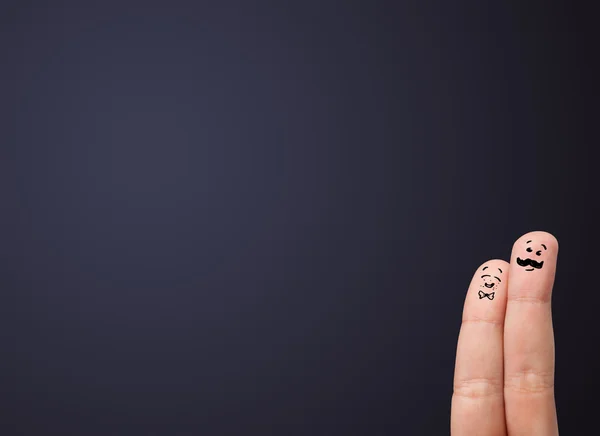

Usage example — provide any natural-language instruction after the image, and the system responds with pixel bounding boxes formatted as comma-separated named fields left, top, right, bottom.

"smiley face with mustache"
left=516, top=239, right=547, bottom=271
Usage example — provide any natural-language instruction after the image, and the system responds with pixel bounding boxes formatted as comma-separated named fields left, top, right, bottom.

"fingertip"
left=475, top=259, right=509, bottom=275
left=512, top=231, right=559, bottom=254
left=509, top=231, right=558, bottom=298
left=470, top=259, right=509, bottom=294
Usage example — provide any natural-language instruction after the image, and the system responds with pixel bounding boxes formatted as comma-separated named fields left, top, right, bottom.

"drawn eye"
left=526, top=247, right=533, bottom=253
left=536, top=250, right=542, bottom=256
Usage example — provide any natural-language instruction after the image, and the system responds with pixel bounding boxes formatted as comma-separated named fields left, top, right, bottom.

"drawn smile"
left=478, top=267, right=503, bottom=302
left=516, top=257, right=544, bottom=271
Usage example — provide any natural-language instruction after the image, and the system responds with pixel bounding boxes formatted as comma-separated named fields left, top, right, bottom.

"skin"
left=451, top=231, right=559, bottom=435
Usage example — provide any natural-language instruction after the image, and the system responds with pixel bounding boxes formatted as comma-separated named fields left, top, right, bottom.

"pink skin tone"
left=516, top=239, right=548, bottom=271
left=480, top=269, right=502, bottom=292
left=451, top=231, right=559, bottom=436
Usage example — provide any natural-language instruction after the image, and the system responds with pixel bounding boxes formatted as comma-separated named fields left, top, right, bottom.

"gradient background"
left=2, top=1, right=598, bottom=435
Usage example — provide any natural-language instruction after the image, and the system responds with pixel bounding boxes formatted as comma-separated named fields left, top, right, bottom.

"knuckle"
left=453, top=377, right=503, bottom=399
left=461, top=316, right=503, bottom=326
left=504, top=369, right=555, bottom=394
left=507, top=294, right=551, bottom=304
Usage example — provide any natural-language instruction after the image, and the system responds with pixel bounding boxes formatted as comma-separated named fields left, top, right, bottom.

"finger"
left=451, top=259, right=509, bottom=436
left=504, top=231, right=559, bottom=436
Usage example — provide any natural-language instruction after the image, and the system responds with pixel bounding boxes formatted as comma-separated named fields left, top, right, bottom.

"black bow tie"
left=478, top=290, right=495, bottom=300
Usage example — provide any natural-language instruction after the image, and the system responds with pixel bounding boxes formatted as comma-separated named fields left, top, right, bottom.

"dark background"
left=1, top=1, right=598, bottom=434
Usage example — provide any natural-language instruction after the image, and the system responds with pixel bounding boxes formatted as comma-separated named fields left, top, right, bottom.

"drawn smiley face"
left=516, top=239, right=547, bottom=271
left=478, top=265, right=503, bottom=300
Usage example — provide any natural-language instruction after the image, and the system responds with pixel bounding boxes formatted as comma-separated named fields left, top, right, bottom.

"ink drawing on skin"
left=516, top=239, right=547, bottom=271
left=478, top=265, right=502, bottom=300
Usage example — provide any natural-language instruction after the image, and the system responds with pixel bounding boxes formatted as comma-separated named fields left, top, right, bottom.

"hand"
left=451, top=231, right=559, bottom=435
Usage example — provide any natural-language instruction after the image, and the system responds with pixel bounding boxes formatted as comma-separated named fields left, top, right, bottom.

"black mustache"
left=516, top=257, right=544, bottom=269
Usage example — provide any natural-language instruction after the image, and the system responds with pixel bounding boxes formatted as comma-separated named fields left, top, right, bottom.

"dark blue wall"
left=2, top=1, right=597, bottom=434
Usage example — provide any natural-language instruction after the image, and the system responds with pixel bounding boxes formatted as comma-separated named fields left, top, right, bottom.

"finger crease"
left=454, top=377, right=504, bottom=398
left=461, top=317, right=503, bottom=326
left=507, top=295, right=551, bottom=304
left=504, top=370, right=555, bottom=394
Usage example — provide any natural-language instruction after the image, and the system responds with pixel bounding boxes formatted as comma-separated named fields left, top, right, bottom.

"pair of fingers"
left=451, top=231, right=559, bottom=436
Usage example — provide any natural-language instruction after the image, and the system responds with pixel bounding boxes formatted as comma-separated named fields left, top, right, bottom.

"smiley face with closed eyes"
left=478, top=265, right=503, bottom=300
